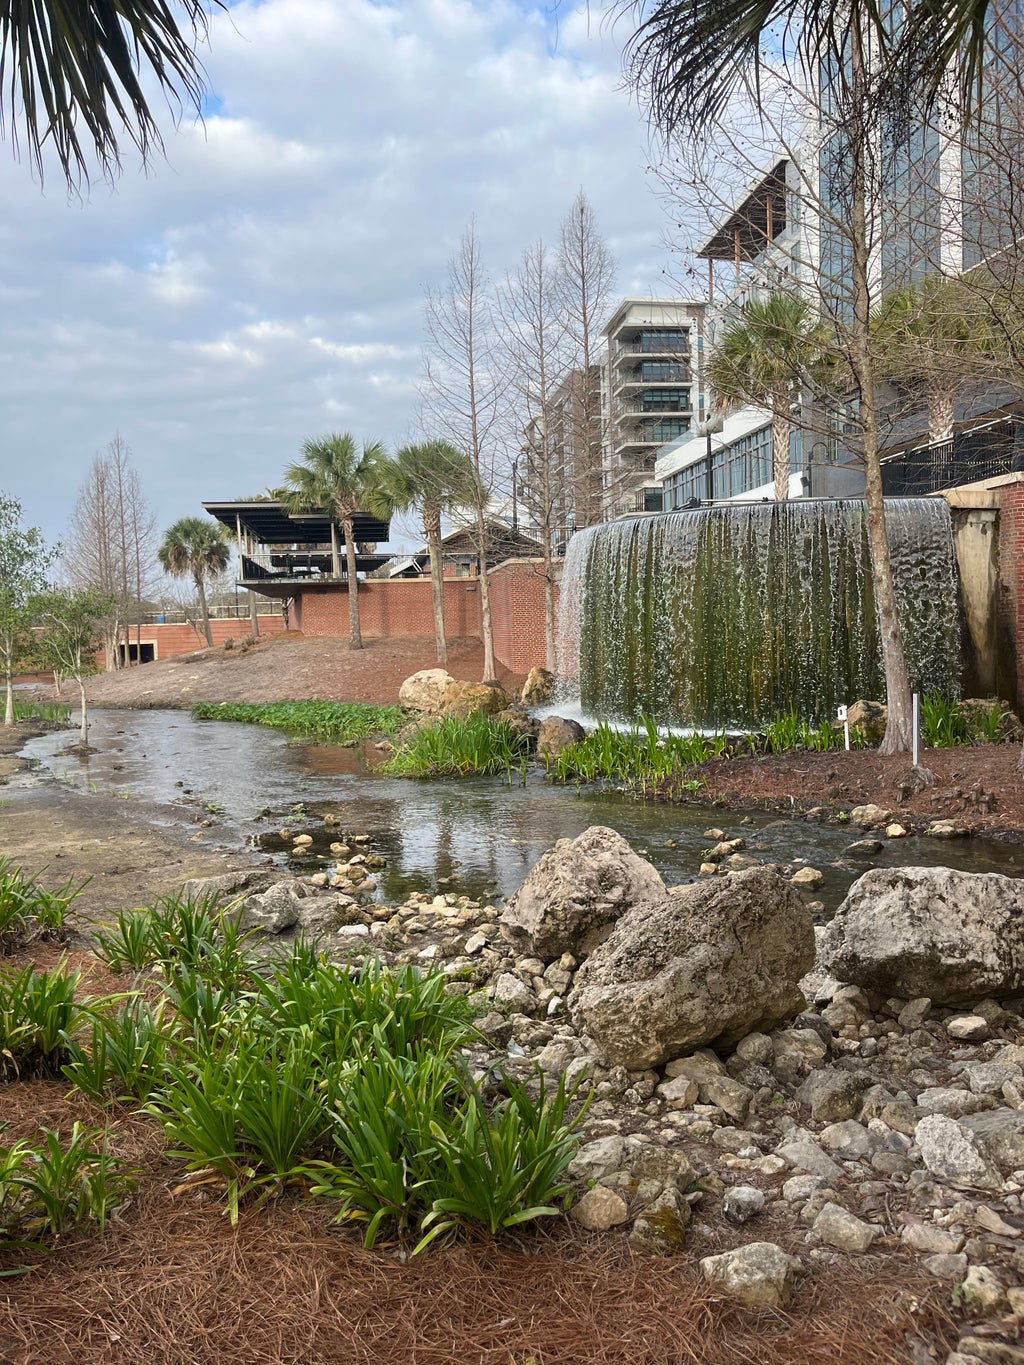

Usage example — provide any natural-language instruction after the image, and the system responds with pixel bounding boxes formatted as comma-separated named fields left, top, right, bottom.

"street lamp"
left=694, top=413, right=725, bottom=502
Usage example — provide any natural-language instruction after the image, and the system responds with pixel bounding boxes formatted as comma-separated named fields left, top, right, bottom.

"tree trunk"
left=249, top=590, right=260, bottom=640
left=195, top=573, right=214, bottom=648
left=928, top=388, right=956, bottom=444
left=3, top=665, right=13, bottom=726
left=426, top=518, right=448, bottom=665
left=343, top=518, right=363, bottom=650
left=475, top=507, right=496, bottom=680
left=772, top=391, right=791, bottom=502
left=849, top=36, right=913, bottom=756
left=77, top=675, right=89, bottom=747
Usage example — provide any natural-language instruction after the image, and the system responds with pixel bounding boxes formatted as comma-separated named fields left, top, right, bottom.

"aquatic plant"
left=545, top=720, right=722, bottom=791
left=382, top=713, right=531, bottom=779
left=190, top=700, right=406, bottom=744
left=11, top=701, right=71, bottom=725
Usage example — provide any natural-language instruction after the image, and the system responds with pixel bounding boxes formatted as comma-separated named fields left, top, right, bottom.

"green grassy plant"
left=13, top=1124, right=134, bottom=1237
left=0, top=860, right=85, bottom=951
left=545, top=720, right=721, bottom=791
left=63, top=998, right=175, bottom=1104
left=190, top=700, right=406, bottom=744
left=93, top=910, right=159, bottom=973
left=0, top=966, right=81, bottom=1079
left=11, top=701, right=71, bottom=725
left=921, top=694, right=970, bottom=747
left=964, top=700, right=1009, bottom=744
left=382, top=713, right=531, bottom=779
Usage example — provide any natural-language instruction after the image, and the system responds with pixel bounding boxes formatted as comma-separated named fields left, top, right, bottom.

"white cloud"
left=0, top=0, right=674, bottom=546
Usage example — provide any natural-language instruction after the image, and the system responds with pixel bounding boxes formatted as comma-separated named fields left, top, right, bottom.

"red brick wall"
left=288, top=567, right=552, bottom=676
left=998, top=481, right=1024, bottom=711
left=145, top=616, right=286, bottom=658
left=488, top=559, right=555, bottom=676
left=294, top=581, right=483, bottom=641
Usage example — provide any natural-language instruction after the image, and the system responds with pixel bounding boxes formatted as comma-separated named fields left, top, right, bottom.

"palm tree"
left=2, top=0, right=218, bottom=188
left=705, top=293, right=833, bottom=502
left=623, top=0, right=992, bottom=138
left=281, top=434, right=387, bottom=651
left=873, top=274, right=1002, bottom=444
left=381, top=441, right=477, bottom=665
left=157, top=516, right=230, bottom=648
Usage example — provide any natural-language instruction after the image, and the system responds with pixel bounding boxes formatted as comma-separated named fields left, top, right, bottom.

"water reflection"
left=21, top=710, right=1022, bottom=910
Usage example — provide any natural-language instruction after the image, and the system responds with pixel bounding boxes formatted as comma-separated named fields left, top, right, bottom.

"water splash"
left=556, top=499, right=961, bottom=728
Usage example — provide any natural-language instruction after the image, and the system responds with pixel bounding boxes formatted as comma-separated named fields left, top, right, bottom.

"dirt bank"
left=30, top=634, right=523, bottom=710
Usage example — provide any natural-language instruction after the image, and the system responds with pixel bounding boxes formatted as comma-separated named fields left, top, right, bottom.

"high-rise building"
left=602, top=298, right=706, bottom=516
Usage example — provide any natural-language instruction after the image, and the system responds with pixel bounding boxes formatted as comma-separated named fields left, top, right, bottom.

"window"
left=640, top=361, right=688, bottom=382
left=640, top=329, right=686, bottom=353
left=641, top=389, right=689, bottom=412
left=642, top=417, right=690, bottom=443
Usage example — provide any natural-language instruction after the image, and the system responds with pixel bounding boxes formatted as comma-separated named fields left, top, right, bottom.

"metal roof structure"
left=696, top=159, right=789, bottom=262
left=202, top=500, right=390, bottom=546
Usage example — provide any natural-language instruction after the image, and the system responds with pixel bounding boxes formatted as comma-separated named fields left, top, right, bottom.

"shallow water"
left=21, top=710, right=1023, bottom=911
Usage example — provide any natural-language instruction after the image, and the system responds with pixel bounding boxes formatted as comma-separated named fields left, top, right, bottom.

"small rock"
left=570, top=1186, right=630, bottom=1231
left=656, top=1075, right=699, bottom=1109
left=921, top=1252, right=968, bottom=1278
left=959, top=1264, right=1008, bottom=1313
left=776, top=1140, right=843, bottom=1183
left=783, top=1174, right=829, bottom=1201
left=845, top=839, right=883, bottom=855
left=700, top=1242, right=801, bottom=1308
left=901, top=1223, right=965, bottom=1254
left=947, top=1015, right=991, bottom=1042
left=885, top=823, right=907, bottom=838
left=722, top=1185, right=765, bottom=1224
left=898, top=997, right=932, bottom=1029
left=702, top=1075, right=754, bottom=1122
left=818, top=1120, right=881, bottom=1160
left=797, top=1069, right=868, bottom=1123
left=629, top=1187, right=691, bottom=1253
left=791, top=866, right=824, bottom=889
left=915, top=1114, right=1003, bottom=1190
left=850, top=804, right=892, bottom=829
left=813, top=1203, right=878, bottom=1253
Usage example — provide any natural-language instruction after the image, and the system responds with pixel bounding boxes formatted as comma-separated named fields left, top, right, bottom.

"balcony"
left=620, top=400, right=692, bottom=417
left=613, top=365, right=690, bottom=393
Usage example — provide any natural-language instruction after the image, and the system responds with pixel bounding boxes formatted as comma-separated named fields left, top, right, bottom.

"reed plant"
left=382, top=713, right=531, bottom=779
left=190, top=700, right=406, bottom=744
left=920, top=694, right=970, bottom=747
left=64, top=997, right=176, bottom=1104
left=545, top=720, right=722, bottom=792
left=11, top=701, right=71, bottom=725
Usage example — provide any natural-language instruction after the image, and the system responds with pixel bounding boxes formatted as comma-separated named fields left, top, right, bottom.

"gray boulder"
left=821, top=867, right=1024, bottom=1003
left=521, top=666, right=555, bottom=707
left=180, top=868, right=282, bottom=905
left=567, top=868, right=815, bottom=1070
left=536, top=716, right=585, bottom=760
left=700, top=1243, right=801, bottom=1308
left=239, top=880, right=315, bottom=933
left=500, top=826, right=665, bottom=962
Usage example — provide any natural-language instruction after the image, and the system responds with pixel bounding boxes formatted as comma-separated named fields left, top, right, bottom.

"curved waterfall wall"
left=556, top=499, right=962, bottom=729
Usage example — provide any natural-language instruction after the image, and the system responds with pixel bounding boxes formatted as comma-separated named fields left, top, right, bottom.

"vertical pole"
left=705, top=429, right=714, bottom=502
left=912, top=692, right=920, bottom=768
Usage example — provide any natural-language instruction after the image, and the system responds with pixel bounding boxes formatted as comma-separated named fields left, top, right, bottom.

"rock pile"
left=183, top=828, right=1024, bottom=1361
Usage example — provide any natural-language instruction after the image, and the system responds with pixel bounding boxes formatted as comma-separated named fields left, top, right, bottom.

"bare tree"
left=498, top=239, right=570, bottom=669
left=422, top=222, right=510, bottom=681
left=557, top=192, right=616, bottom=528
left=65, top=437, right=157, bottom=668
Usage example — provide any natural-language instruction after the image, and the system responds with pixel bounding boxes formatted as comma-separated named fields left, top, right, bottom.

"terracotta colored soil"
left=53, top=634, right=525, bottom=710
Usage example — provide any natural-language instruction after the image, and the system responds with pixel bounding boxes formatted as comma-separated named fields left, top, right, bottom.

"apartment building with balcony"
left=603, top=298, right=706, bottom=516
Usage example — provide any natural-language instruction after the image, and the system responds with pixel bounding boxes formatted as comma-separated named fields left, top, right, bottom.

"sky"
left=0, top=0, right=682, bottom=552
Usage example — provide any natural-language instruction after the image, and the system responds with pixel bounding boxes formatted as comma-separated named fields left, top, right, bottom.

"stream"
left=21, top=709, right=1024, bottom=911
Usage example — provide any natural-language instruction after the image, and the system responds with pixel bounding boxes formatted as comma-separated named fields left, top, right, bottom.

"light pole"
left=694, top=413, right=725, bottom=502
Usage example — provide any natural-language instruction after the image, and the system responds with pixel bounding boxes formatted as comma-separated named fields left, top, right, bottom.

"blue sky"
left=0, top=0, right=678, bottom=551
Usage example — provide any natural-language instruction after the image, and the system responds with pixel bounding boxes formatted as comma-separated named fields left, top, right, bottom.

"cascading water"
left=556, top=498, right=962, bottom=729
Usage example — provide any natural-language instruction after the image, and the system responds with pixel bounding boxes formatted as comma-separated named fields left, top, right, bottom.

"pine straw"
left=0, top=1085, right=958, bottom=1365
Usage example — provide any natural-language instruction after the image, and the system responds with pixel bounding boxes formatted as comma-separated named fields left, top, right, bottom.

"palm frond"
left=0, top=0, right=222, bottom=187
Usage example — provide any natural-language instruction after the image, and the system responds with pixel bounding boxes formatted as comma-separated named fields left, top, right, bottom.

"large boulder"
left=820, top=867, right=1024, bottom=1004
left=398, top=669, right=453, bottom=713
left=441, top=679, right=509, bottom=718
left=500, top=825, right=665, bottom=961
left=521, top=666, right=555, bottom=707
left=568, top=868, right=815, bottom=1070
left=846, top=699, right=887, bottom=745
left=536, top=716, right=585, bottom=760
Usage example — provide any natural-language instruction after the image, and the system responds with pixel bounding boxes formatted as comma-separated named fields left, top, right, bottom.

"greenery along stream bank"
left=189, top=695, right=1019, bottom=793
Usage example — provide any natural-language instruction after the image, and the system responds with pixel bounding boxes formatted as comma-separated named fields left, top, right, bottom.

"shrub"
left=93, top=910, right=159, bottom=973
left=920, top=694, right=969, bottom=747
left=12, top=1124, right=134, bottom=1238
left=63, top=998, right=176, bottom=1104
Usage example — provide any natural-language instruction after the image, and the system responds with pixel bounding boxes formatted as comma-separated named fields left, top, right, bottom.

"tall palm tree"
left=873, top=274, right=1002, bottom=444
left=705, top=292, right=833, bottom=502
left=381, top=441, right=478, bottom=665
left=2, top=0, right=220, bottom=188
left=623, top=0, right=992, bottom=138
left=157, top=515, right=230, bottom=648
left=281, top=434, right=387, bottom=651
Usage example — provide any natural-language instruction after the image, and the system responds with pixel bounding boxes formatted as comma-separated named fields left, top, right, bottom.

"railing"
left=241, top=548, right=338, bottom=581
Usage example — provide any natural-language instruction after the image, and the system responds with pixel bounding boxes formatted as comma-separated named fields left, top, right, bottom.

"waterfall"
left=556, top=499, right=962, bottom=729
